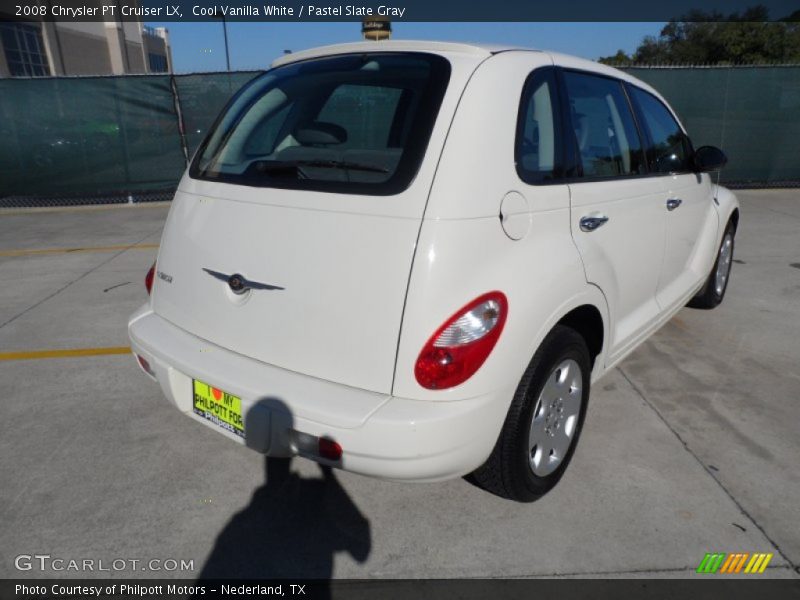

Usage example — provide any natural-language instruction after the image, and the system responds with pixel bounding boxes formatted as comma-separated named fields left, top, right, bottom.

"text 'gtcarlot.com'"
left=14, top=554, right=194, bottom=572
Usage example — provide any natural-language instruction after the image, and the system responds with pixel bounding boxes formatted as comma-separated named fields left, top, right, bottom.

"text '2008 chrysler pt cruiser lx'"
left=129, top=41, right=738, bottom=501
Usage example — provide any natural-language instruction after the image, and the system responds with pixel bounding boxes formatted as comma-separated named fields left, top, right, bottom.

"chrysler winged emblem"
left=202, top=268, right=284, bottom=295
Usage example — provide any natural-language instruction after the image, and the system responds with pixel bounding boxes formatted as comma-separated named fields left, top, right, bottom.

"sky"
left=150, top=22, right=667, bottom=73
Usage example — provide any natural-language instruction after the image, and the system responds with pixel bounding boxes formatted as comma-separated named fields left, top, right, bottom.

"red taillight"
left=318, top=438, right=343, bottom=461
left=415, top=291, right=508, bottom=390
left=145, top=262, right=156, bottom=295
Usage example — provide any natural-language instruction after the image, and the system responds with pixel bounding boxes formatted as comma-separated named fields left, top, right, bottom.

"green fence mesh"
left=624, top=66, right=800, bottom=185
left=0, top=66, right=797, bottom=201
left=0, top=75, right=186, bottom=196
left=174, top=71, right=261, bottom=157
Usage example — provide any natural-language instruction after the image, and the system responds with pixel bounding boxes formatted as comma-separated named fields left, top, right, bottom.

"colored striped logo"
left=696, top=552, right=773, bottom=574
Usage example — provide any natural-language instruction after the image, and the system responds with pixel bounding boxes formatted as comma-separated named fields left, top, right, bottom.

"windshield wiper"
left=253, top=159, right=389, bottom=176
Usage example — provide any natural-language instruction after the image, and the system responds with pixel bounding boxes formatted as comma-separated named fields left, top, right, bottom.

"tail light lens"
left=145, top=262, right=156, bottom=296
left=415, top=291, right=508, bottom=390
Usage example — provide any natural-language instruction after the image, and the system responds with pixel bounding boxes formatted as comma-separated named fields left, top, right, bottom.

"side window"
left=562, top=71, right=646, bottom=179
left=628, top=86, right=692, bottom=174
left=516, top=69, right=561, bottom=183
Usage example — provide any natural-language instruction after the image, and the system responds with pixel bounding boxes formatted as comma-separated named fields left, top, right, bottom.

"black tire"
left=471, top=325, right=591, bottom=502
left=688, top=222, right=735, bottom=310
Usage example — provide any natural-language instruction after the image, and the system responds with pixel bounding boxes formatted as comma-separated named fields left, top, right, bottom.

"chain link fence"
left=1, top=65, right=798, bottom=207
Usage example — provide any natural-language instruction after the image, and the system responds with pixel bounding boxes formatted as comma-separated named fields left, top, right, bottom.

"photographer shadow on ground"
left=197, top=400, right=371, bottom=585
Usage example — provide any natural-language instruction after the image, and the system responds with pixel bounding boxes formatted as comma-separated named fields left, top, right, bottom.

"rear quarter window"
left=515, top=68, right=564, bottom=184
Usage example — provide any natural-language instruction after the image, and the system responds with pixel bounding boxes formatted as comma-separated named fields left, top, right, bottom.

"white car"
left=129, top=41, right=738, bottom=501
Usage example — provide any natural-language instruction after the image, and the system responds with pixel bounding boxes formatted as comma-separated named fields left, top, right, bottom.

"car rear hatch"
left=150, top=50, right=483, bottom=394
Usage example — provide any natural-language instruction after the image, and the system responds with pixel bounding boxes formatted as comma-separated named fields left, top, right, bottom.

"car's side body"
left=128, top=41, right=738, bottom=485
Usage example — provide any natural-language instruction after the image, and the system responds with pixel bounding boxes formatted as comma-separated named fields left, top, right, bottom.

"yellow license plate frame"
left=192, top=380, right=245, bottom=439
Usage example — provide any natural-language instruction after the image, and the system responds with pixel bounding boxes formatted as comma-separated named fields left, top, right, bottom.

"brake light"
left=145, top=262, right=156, bottom=295
left=415, top=291, right=508, bottom=390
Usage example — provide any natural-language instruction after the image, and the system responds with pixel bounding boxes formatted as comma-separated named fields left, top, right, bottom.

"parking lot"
left=0, top=189, right=798, bottom=579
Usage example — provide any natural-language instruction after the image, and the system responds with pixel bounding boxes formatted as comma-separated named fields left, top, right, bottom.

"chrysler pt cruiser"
left=129, top=41, right=738, bottom=501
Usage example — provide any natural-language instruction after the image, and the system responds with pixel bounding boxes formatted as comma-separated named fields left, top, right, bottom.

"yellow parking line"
left=0, top=347, right=131, bottom=361
left=0, top=202, right=171, bottom=216
left=0, top=243, right=158, bottom=258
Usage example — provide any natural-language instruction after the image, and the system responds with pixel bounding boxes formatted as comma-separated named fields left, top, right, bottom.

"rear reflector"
left=145, top=262, right=156, bottom=296
left=290, top=430, right=343, bottom=461
left=136, top=354, right=155, bottom=377
left=318, top=438, right=343, bottom=461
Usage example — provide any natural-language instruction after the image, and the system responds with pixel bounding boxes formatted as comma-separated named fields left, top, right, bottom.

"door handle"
left=579, top=215, right=609, bottom=232
left=666, top=198, right=683, bottom=211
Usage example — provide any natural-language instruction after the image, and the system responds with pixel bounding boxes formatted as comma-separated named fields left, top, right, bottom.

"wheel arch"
left=524, top=286, right=611, bottom=384
left=729, top=207, right=740, bottom=232
left=716, top=186, right=740, bottom=235
left=556, top=304, right=605, bottom=369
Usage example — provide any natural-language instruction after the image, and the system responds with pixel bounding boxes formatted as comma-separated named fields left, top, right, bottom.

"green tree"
left=599, top=5, right=800, bottom=65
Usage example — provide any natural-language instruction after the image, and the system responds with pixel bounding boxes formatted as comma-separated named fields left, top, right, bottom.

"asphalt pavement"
left=0, top=190, right=798, bottom=579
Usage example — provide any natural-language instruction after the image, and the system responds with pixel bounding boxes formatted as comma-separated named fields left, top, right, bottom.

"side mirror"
left=654, top=152, right=685, bottom=174
left=693, top=146, right=727, bottom=172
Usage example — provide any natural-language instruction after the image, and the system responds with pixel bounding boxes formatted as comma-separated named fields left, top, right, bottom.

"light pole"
left=213, top=13, right=231, bottom=71
left=221, top=15, right=231, bottom=71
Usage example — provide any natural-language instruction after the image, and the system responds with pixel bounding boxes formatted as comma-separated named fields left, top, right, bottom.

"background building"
left=0, top=10, right=172, bottom=77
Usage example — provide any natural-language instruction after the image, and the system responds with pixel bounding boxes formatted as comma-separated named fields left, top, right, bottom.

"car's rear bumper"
left=128, top=304, right=510, bottom=482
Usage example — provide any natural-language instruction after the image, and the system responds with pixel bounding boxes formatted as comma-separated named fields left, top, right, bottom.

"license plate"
left=192, top=380, right=245, bottom=439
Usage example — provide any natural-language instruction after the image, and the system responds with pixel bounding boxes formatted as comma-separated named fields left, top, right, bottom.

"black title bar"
left=1, top=0, right=799, bottom=22
left=2, top=579, right=800, bottom=600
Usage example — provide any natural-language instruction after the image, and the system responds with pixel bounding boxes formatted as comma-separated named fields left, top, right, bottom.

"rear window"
left=190, top=53, right=451, bottom=196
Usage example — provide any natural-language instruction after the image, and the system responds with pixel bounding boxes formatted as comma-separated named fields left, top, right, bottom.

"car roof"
left=269, top=40, right=665, bottom=113
left=270, top=40, right=535, bottom=67
left=546, top=51, right=660, bottom=90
